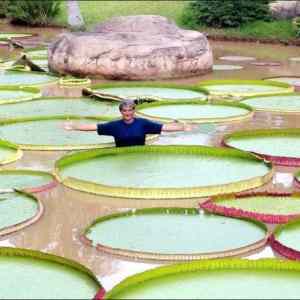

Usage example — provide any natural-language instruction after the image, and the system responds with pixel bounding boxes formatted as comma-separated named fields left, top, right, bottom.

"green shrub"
left=184, top=0, right=272, bottom=28
left=292, top=17, right=300, bottom=37
left=0, top=0, right=9, bottom=18
left=6, top=0, right=61, bottom=26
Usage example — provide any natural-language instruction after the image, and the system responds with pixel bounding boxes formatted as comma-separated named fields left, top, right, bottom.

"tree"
left=0, top=0, right=9, bottom=18
left=184, top=0, right=271, bottom=28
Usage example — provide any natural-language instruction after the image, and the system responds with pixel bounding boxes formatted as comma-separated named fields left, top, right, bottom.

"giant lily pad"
left=0, top=247, right=102, bottom=299
left=0, top=169, right=55, bottom=193
left=83, top=208, right=268, bottom=261
left=103, top=259, right=300, bottom=299
left=56, top=145, right=273, bottom=199
left=224, top=129, right=300, bottom=166
left=201, top=193, right=300, bottom=224
left=0, top=86, right=41, bottom=105
left=0, top=97, right=120, bottom=119
left=199, top=80, right=293, bottom=97
left=0, top=116, right=117, bottom=151
left=0, top=70, right=58, bottom=87
left=242, top=93, right=300, bottom=113
left=270, top=219, right=300, bottom=260
left=136, top=101, right=253, bottom=123
left=90, top=83, right=208, bottom=101
left=0, top=191, right=42, bottom=236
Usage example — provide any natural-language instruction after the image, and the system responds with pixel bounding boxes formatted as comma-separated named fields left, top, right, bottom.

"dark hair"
left=119, top=99, right=136, bottom=111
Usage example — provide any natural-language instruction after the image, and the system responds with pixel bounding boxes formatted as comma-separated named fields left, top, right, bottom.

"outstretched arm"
left=162, top=122, right=196, bottom=132
left=63, top=121, right=97, bottom=131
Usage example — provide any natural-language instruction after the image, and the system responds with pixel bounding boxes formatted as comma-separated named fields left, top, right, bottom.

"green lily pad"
left=0, top=192, right=39, bottom=231
left=0, top=170, right=54, bottom=190
left=0, top=97, right=119, bottom=119
left=105, top=259, right=300, bottom=299
left=85, top=208, right=267, bottom=258
left=0, top=70, right=58, bottom=87
left=0, top=248, right=101, bottom=299
left=0, top=117, right=115, bottom=150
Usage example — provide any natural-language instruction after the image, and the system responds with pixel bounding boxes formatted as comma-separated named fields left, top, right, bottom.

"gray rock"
left=48, top=15, right=213, bottom=80
left=270, top=1, right=300, bottom=19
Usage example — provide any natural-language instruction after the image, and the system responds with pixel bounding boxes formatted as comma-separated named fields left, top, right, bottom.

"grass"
left=55, top=1, right=189, bottom=29
left=198, top=20, right=297, bottom=41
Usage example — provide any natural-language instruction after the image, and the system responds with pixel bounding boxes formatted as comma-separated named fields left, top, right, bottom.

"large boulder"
left=48, top=15, right=213, bottom=80
left=270, top=1, right=300, bottom=19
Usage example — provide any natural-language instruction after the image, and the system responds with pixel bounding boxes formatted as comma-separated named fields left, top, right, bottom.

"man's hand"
left=62, top=122, right=97, bottom=131
left=162, top=121, right=197, bottom=132
left=63, top=121, right=75, bottom=131
left=183, top=123, right=197, bottom=132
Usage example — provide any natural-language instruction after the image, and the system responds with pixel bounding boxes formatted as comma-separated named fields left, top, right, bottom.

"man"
left=64, top=99, right=195, bottom=147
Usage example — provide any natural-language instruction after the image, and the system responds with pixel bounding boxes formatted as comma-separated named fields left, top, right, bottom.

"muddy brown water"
left=1, top=25, right=300, bottom=291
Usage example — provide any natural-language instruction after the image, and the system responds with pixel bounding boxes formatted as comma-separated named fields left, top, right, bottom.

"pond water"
left=1, top=24, right=300, bottom=293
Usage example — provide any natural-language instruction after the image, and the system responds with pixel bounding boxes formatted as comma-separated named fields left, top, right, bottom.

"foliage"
left=6, top=0, right=61, bottom=26
left=292, top=17, right=300, bottom=37
left=0, top=0, right=9, bottom=18
left=184, top=0, right=272, bottom=28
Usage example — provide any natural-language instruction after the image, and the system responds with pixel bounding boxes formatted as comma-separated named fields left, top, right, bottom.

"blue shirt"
left=97, top=118, right=162, bottom=147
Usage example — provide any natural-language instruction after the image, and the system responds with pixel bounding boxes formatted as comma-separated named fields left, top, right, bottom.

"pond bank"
left=207, top=34, right=300, bottom=47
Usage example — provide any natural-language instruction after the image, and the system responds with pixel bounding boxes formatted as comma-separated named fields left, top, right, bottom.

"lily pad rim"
left=218, top=55, right=256, bottom=61
left=0, top=139, right=23, bottom=165
left=0, top=32, right=36, bottom=41
left=293, top=169, right=300, bottom=187
left=59, top=77, right=92, bottom=86
left=213, top=64, right=244, bottom=70
left=263, top=76, right=300, bottom=85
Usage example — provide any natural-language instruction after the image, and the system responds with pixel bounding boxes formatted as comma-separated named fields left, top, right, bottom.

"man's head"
left=119, top=99, right=136, bottom=123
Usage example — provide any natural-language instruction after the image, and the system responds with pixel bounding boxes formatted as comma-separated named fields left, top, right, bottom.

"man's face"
left=120, top=105, right=135, bottom=122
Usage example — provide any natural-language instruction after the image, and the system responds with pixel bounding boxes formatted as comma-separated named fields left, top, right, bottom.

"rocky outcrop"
left=270, top=1, right=300, bottom=19
left=48, top=15, right=213, bottom=80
